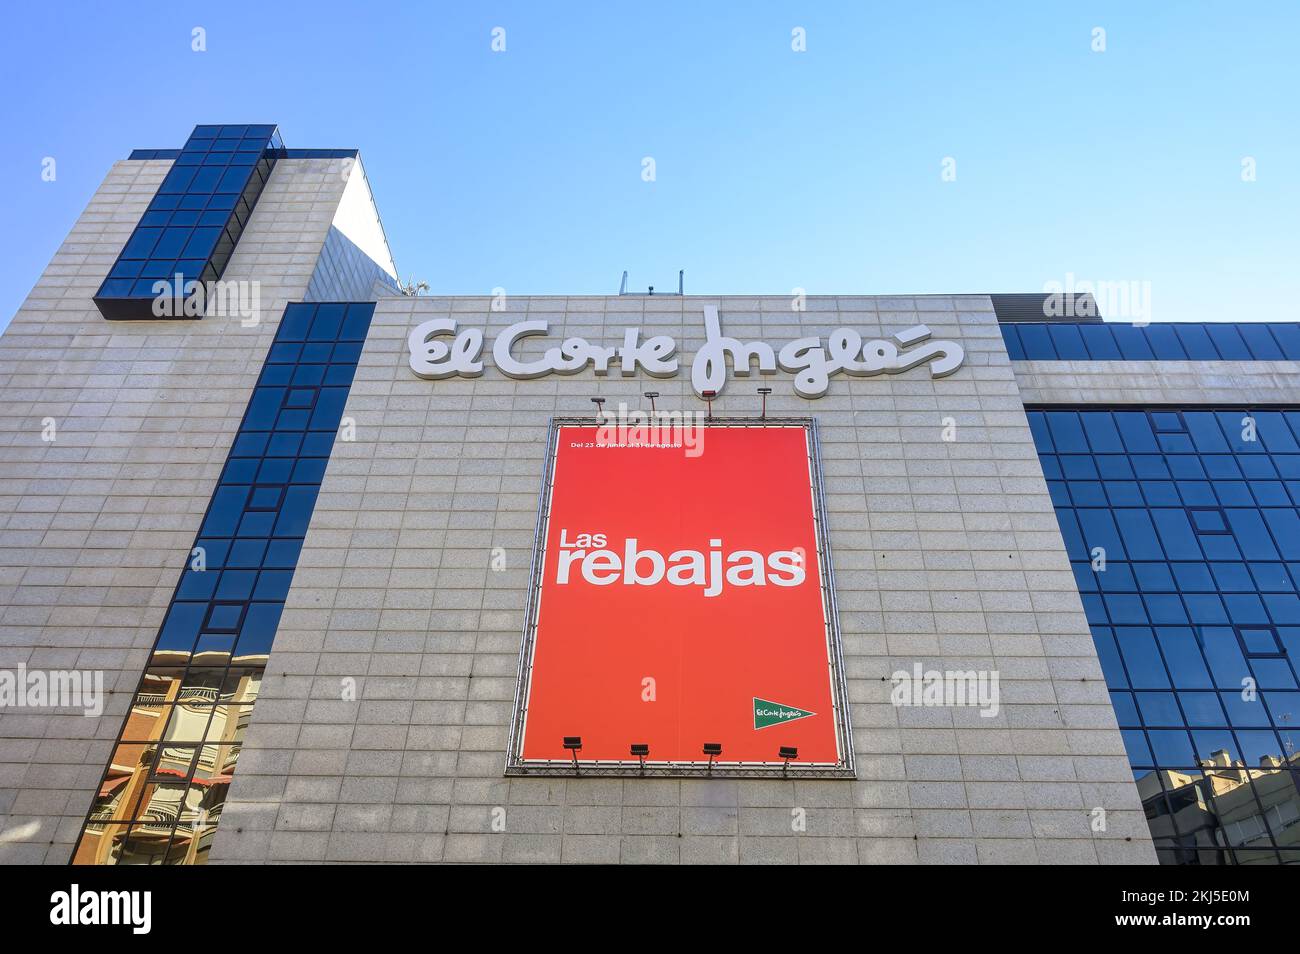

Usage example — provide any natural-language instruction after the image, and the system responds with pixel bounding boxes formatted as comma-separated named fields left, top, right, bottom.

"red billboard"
left=511, top=422, right=850, bottom=772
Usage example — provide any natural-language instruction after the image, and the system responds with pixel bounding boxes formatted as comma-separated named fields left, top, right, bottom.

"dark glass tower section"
left=72, top=303, right=374, bottom=864
left=94, top=124, right=283, bottom=320
left=1030, top=407, right=1300, bottom=865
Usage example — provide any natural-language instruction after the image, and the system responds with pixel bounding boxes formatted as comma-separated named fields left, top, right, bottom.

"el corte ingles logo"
left=753, top=697, right=816, bottom=729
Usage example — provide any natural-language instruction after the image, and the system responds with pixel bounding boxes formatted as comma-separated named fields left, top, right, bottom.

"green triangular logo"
left=753, top=697, right=816, bottom=730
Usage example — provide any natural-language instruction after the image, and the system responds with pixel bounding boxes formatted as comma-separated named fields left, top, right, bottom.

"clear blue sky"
left=2, top=2, right=1297, bottom=327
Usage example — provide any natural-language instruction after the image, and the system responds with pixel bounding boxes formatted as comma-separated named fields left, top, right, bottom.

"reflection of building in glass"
left=73, top=662, right=262, bottom=865
left=68, top=298, right=373, bottom=865
left=1139, top=750, right=1300, bottom=865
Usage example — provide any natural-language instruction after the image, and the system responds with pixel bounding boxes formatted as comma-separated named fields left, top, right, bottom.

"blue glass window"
left=1001, top=322, right=1300, bottom=362
left=1204, top=325, right=1252, bottom=360
left=1018, top=324, right=1055, bottom=358
left=1112, top=325, right=1156, bottom=360
left=1079, top=324, right=1122, bottom=359
left=1048, top=324, right=1089, bottom=359
left=1238, top=325, right=1283, bottom=360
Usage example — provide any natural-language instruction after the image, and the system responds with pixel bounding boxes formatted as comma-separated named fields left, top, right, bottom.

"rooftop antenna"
left=401, top=276, right=429, bottom=297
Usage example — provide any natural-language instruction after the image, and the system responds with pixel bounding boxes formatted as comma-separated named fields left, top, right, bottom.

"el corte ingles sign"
left=407, top=305, right=964, bottom=399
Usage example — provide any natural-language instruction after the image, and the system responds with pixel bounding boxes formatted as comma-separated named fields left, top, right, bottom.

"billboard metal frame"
left=505, top=416, right=855, bottom=779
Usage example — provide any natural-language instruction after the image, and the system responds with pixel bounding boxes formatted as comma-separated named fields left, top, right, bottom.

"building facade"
left=0, top=124, right=1295, bottom=865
